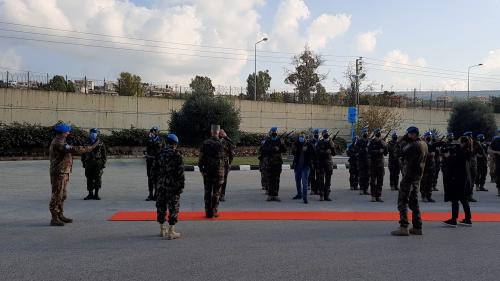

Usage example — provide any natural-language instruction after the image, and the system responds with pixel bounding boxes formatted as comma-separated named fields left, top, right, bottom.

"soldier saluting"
left=199, top=125, right=225, bottom=218
left=81, top=128, right=107, bottom=200
left=145, top=126, right=163, bottom=201
left=261, top=127, right=287, bottom=202
left=49, top=123, right=99, bottom=226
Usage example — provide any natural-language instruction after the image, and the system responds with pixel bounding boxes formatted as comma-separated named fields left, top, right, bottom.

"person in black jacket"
left=291, top=133, right=316, bottom=204
left=443, top=136, right=473, bottom=227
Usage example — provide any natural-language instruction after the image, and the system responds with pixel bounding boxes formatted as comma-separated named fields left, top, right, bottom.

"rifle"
left=331, top=130, right=340, bottom=142
left=382, top=131, right=392, bottom=141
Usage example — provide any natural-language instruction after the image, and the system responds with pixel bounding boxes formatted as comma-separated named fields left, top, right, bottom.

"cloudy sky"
left=1, top=0, right=500, bottom=93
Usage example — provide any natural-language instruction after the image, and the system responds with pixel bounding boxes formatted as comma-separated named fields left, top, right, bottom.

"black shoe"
left=468, top=197, right=477, bottom=203
left=219, top=196, right=225, bottom=202
left=458, top=219, right=472, bottom=227
left=324, top=196, right=332, bottom=202
left=427, top=197, right=435, bottom=203
left=442, top=219, right=457, bottom=228
left=205, top=211, right=213, bottom=218
left=422, top=197, right=428, bottom=202
left=292, top=195, right=302, bottom=200
left=376, top=197, right=384, bottom=202
left=93, top=192, right=101, bottom=200
left=303, top=199, right=308, bottom=204
left=84, top=193, right=93, bottom=200
left=146, top=195, right=154, bottom=201
left=274, top=196, right=281, bottom=202
left=432, top=187, right=439, bottom=191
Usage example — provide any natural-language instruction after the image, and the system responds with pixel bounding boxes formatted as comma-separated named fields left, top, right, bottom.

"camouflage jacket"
left=354, top=137, right=369, bottom=159
left=153, top=146, right=185, bottom=194
left=198, top=137, right=225, bottom=175
left=81, top=139, right=107, bottom=169
left=368, top=138, right=388, bottom=161
left=145, top=136, right=163, bottom=159
left=261, top=137, right=287, bottom=167
left=316, top=139, right=336, bottom=164
left=387, top=140, right=399, bottom=163
left=400, top=137, right=428, bottom=180
left=49, top=136, right=95, bottom=175
left=346, top=143, right=357, bottom=164
left=221, top=137, right=235, bottom=167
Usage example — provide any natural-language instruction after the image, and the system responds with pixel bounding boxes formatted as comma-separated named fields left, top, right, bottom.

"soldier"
left=347, top=136, right=359, bottom=191
left=441, top=133, right=456, bottom=200
left=464, top=131, right=478, bottom=202
left=391, top=126, right=428, bottom=236
left=258, top=133, right=269, bottom=193
left=309, top=129, right=320, bottom=195
left=475, top=134, right=488, bottom=192
left=431, top=134, right=441, bottom=192
left=219, top=129, right=235, bottom=202
left=154, top=133, right=184, bottom=240
left=420, top=131, right=436, bottom=203
left=316, top=129, right=336, bottom=201
left=49, top=123, right=98, bottom=226
left=199, top=125, right=225, bottom=218
left=81, top=128, right=107, bottom=200
left=387, top=132, right=400, bottom=191
left=355, top=128, right=370, bottom=195
left=488, top=135, right=500, bottom=196
left=368, top=129, right=388, bottom=202
left=145, top=126, right=163, bottom=201
left=291, top=132, right=316, bottom=204
left=261, top=127, right=287, bottom=201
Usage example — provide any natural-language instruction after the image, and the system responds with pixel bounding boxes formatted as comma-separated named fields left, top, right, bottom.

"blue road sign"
left=347, top=107, right=357, bottom=123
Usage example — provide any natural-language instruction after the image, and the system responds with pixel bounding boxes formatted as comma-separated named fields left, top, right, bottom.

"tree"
left=335, top=63, right=373, bottom=106
left=169, top=95, right=240, bottom=146
left=43, top=75, right=76, bottom=92
left=356, top=106, right=402, bottom=135
left=189, top=75, right=215, bottom=96
left=117, top=72, right=144, bottom=96
left=246, top=70, right=272, bottom=100
left=66, top=80, right=76, bottom=93
left=312, top=83, right=330, bottom=105
left=285, top=46, right=326, bottom=103
left=491, top=96, right=500, bottom=113
left=448, top=101, right=497, bottom=138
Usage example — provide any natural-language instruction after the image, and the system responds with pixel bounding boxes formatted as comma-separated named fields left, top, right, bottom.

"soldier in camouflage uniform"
left=346, top=136, right=359, bottom=191
left=387, top=132, right=400, bottom=191
left=355, top=128, right=370, bottom=195
left=368, top=129, right=388, bottom=202
left=391, top=126, right=428, bottom=236
left=488, top=135, right=500, bottom=196
left=261, top=127, right=287, bottom=201
left=431, top=134, right=441, bottom=192
left=145, top=126, right=163, bottom=201
left=81, top=128, right=107, bottom=200
left=258, top=134, right=269, bottom=193
left=199, top=125, right=225, bottom=218
left=49, top=123, right=98, bottom=226
left=464, top=131, right=478, bottom=202
left=475, top=134, right=488, bottom=192
left=154, top=133, right=184, bottom=240
left=420, top=131, right=436, bottom=203
left=219, top=129, right=235, bottom=202
left=309, top=129, right=321, bottom=195
left=316, top=129, right=336, bottom=201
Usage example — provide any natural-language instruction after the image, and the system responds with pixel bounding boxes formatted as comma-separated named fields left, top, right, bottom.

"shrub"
left=237, top=132, right=267, bottom=146
left=103, top=127, right=148, bottom=147
left=448, top=101, right=497, bottom=138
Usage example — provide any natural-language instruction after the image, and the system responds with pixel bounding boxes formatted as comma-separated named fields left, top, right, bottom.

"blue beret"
left=313, top=129, right=319, bottom=134
left=424, top=131, right=432, bottom=137
left=270, top=127, right=278, bottom=133
left=54, top=123, right=72, bottom=133
left=322, top=129, right=328, bottom=134
left=167, top=133, right=179, bottom=144
left=90, top=128, right=99, bottom=134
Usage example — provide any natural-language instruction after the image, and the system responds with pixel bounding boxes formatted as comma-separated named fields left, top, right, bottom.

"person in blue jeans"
left=292, top=133, right=317, bottom=204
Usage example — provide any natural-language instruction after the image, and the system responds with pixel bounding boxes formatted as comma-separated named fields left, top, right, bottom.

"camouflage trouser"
left=475, top=158, right=487, bottom=186
left=146, top=159, right=157, bottom=197
left=309, top=166, right=319, bottom=194
left=348, top=161, right=358, bottom=189
left=470, top=158, right=477, bottom=194
left=266, top=165, right=282, bottom=196
left=495, top=160, right=500, bottom=190
left=398, top=175, right=423, bottom=229
left=432, top=161, right=440, bottom=189
left=85, top=166, right=103, bottom=192
left=357, top=158, right=370, bottom=191
left=260, top=159, right=268, bottom=190
left=221, top=164, right=230, bottom=196
left=489, top=157, right=496, bottom=182
left=369, top=160, right=385, bottom=198
left=156, top=189, right=180, bottom=225
left=388, top=159, right=400, bottom=189
left=49, top=173, right=69, bottom=216
left=203, top=173, right=224, bottom=215
left=420, top=165, right=435, bottom=199
left=317, top=163, right=333, bottom=196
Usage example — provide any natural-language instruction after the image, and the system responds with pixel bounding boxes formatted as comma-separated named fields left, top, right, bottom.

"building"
left=73, top=79, right=95, bottom=93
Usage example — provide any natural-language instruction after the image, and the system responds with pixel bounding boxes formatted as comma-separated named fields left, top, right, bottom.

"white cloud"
left=307, top=14, right=351, bottom=50
left=356, top=30, right=381, bottom=53
left=440, top=79, right=467, bottom=91
left=383, top=49, right=426, bottom=68
left=378, top=49, right=427, bottom=89
left=269, top=0, right=310, bottom=52
left=0, top=48, right=22, bottom=70
left=482, top=49, right=500, bottom=70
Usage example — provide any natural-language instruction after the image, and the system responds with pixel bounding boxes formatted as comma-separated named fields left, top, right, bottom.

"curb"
left=184, top=164, right=350, bottom=172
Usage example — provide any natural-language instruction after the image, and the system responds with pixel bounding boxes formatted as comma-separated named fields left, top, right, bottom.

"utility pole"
left=355, top=57, right=363, bottom=115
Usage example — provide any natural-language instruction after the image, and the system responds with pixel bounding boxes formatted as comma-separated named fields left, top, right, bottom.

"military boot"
left=93, top=189, right=101, bottom=200
left=371, top=197, right=377, bottom=202
left=319, top=195, right=324, bottom=201
left=59, top=213, right=73, bottom=223
left=426, top=197, right=435, bottom=203
left=475, top=184, right=481, bottom=192
left=167, top=225, right=181, bottom=240
left=479, top=185, right=488, bottom=192
left=160, top=224, right=167, bottom=237
left=84, top=191, right=93, bottom=200
left=324, top=192, right=332, bottom=201
left=391, top=227, right=409, bottom=236
left=409, top=228, right=423, bottom=235
left=266, top=196, right=273, bottom=202
left=376, top=197, right=384, bottom=202
left=50, top=214, right=64, bottom=226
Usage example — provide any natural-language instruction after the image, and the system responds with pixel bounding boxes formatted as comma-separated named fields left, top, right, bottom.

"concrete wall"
left=2, top=88, right=498, bottom=137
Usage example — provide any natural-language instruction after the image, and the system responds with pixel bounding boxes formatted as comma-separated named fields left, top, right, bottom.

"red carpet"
left=109, top=211, right=500, bottom=222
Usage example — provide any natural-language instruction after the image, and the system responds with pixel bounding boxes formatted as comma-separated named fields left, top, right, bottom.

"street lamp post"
left=254, top=37, right=268, bottom=101
left=467, top=63, right=483, bottom=100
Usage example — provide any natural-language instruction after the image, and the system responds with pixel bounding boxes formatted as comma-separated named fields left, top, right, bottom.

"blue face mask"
left=298, top=136, right=305, bottom=143
left=90, top=133, right=98, bottom=143
left=272, top=136, right=278, bottom=141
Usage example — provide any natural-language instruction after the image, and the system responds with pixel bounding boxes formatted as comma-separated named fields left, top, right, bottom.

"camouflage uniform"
left=355, top=137, right=370, bottom=194
left=199, top=136, right=225, bottom=217
left=397, top=137, right=428, bottom=230
left=346, top=142, right=359, bottom=190
left=432, top=144, right=441, bottom=191
left=261, top=137, right=287, bottom=198
left=81, top=140, right=107, bottom=197
left=309, top=137, right=320, bottom=195
left=154, top=145, right=185, bottom=225
left=420, top=140, right=436, bottom=201
left=368, top=138, right=388, bottom=199
left=490, top=138, right=500, bottom=193
left=145, top=136, right=163, bottom=200
left=490, top=154, right=496, bottom=183
left=316, top=138, right=336, bottom=199
left=49, top=136, right=94, bottom=218
left=258, top=139, right=269, bottom=191
left=469, top=139, right=479, bottom=199
left=220, top=137, right=235, bottom=200
left=475, top=141, right=488, bottom=190
left=387, top=139, right=400, bottom=190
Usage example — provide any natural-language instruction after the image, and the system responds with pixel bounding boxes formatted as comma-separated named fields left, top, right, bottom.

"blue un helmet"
left=352, top=136, right=358, bottom=143
left=406, top=126, right=419, bottom=135
left=391, top=132, right=398, bottom=141
left=424, top=131, right=432, bottom=137
left=322, top=129, right=329, bottom=138
left=477, top=134, right=485, bottom=142
left=89, top=128, right=99, bottom=143
left=270, top=127, right=278, bottom=133
left=54, top=123, right=72, bottom=134
left=166, top=133, right=179, bottom=144
left=373, top=128, right=381, bottom=138
left=361, top=127, right=369, bottom=138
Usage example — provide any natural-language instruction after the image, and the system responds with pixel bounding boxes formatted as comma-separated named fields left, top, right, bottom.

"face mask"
left=272, top=136, right=278, bottom=141
left=271, top=133, right=277, bottom=137
left=375, top=133, right=381, bottom=138
left=323, top=134, right=329, bottom=139
left=314, top=134, right=319, bottom=139
left=90, top=133, right=98, bottom=143
left=298, top=136, right=305, bottom=143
